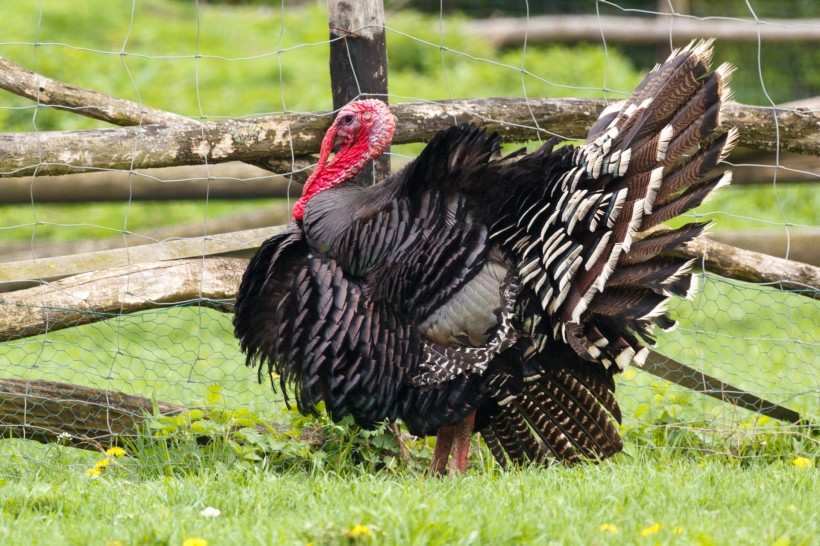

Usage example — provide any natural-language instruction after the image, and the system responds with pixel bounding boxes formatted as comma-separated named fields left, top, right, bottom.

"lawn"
left=0, top=440, right=817, bottom=546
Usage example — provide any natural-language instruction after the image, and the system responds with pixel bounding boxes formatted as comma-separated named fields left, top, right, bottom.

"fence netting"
left=1, top=0, right=817, bottom=469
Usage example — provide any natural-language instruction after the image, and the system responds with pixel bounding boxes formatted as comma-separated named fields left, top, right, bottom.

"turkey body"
left=234, top=40, right=736, bottom=469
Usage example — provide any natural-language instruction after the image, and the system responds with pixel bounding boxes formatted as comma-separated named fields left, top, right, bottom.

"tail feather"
left=656, top=130, right=731, bottom=206
left=520, top=387, right=593, bottom=458
left=664, top=70, right=721, bottom=142
left=557, top=358, right=621, bottom=423
left=535, top=374, right=620, bottom=456
left=618, top=40, right=713, bottom=150
left=663, top=101, right=722, bottom=165
left=588, top=287, right=668, bottom=321
left=480, top=425, right=510, bottom=469
left=498, top=404, right=548, bottom=461
left=620, top=222, right=709, bottom=265
left=642, top=171, right=731, bottom=230
left=606, top=256, right=697, bottom=298
left=565, top=40, right=734, bottom=368
left=479, top=355, right=622, bottom=466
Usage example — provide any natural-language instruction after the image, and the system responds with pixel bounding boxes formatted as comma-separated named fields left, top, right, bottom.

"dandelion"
left=182, top=538, right=208, bottom=546
left=85, top=467, right=101, bottom=476
left=792, top=457, right=812, bottom=469
left=94, top=458, right=112, bottom=469
left=640, top=523, right=661, bottom=537
left=345, top=524, right=373, bottom=538
left=106, top=446, right=127, bottom=457
left=200, top=506, right=221, bottom=518
left=106, top=541, right=123, bottom=546
left=599, top=523, right=618, bottom=534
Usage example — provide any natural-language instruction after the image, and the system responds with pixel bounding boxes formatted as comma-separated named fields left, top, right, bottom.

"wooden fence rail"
left=1, top=99, right=818, bottom=180
left=2, top=229, right=817, bottom=341
left=465, top=15, right=820, bottom=48
left=2, top=149, right=816, bottom=206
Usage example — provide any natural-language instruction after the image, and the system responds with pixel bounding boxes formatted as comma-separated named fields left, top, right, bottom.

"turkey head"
left=292, top=99, right=396, bottom=220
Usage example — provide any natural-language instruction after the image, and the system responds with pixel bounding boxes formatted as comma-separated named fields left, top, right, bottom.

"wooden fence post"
left=327, top=0, right=390, bottom=186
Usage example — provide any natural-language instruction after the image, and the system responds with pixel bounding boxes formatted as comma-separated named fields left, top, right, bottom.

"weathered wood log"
left=721, top=103, right=819, bottom=158
left=0, top=378, right=326, bottom=452
left=0, top=254, right=812, bottom=431
left=641, top=352, right=805, bottom=425
left=676, top=234, right=820, bottom=295
left=0, top=109, right=332, bottom=177
left=0, top=55, right=193, bottom=127
left=1, top=99, right=817, bottom=179
left=0, top=257, right=247, bottom=340
left=328, top=0, right=390, bottom=186
left=0, top=362, right=804, bottom=454
left=2, top=231, right=817, bottom=341
left=465, top=15, right=820, bottom=48
left=0, top=55, right=316, bottom=181
left=709, top=229, right=819, bottom=267
left=0, top=378, right=187, bottom=451
left=2, top=149, right=813, bottom=206
left=0, top=227, right=284, bottom=291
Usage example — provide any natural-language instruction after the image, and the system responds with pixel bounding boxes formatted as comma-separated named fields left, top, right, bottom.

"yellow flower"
left=95, top=458, right=112, bottom=469
left=599, top=523, right=618, bottom=534
left=792, top=457, right=812, bottom=469
left=345, top=524, right=373, bottom=538
left=674, top=527, right=683, bottom=534
left=182, top=538, right=208, bottom=546
left=622, top=368, right=637, bottom=380
left=640, top=523, right=661, bottom=536
left=106, top=447, right=127, bottom=457
left=85, top=467, right=101, bottom=476
left=106, top=541, right=123, bottom=546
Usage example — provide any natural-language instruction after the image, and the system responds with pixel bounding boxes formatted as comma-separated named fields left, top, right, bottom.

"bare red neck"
left=293, top=100, right=395, bottom=221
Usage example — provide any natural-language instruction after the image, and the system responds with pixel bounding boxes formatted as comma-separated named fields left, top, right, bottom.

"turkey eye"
left=340, top=114, right=355, bottom=126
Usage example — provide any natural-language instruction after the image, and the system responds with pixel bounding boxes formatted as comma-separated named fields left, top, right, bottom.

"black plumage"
left=234, top=40, right=736, bottom=471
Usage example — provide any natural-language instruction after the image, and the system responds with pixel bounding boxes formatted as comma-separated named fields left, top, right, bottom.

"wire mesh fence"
left=0, top=0, right=817, bottom=469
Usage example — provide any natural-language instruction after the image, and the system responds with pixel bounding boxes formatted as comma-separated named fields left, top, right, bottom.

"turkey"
left=234, top=40, right=737, bottom=474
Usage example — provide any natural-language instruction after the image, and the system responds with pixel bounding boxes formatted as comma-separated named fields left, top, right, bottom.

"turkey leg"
left=430, top=411, right=476, bottom=475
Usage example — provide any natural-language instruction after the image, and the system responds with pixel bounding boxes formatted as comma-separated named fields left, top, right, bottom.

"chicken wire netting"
left=0, top=0, right=818, bottom=468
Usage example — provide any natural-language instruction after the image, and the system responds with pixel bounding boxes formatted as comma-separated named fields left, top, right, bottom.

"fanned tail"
left=494, top=39, right=736, bottom=372
left=479, top=40, right=735, bottom=468
left=567, top=40, right=737, bottom=369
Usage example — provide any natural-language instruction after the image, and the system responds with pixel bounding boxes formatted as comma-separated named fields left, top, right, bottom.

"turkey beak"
left=331, top=127, right=347, bottom=153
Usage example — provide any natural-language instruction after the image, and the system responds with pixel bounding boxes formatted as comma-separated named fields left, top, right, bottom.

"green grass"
left=0, top=442, right=817, bottom=546
left=666, top=183, right=819, bottom=231
left=0, top=199, right=281, bottom=243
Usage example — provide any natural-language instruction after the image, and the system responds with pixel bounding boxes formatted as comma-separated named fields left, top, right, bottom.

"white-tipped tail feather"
left=497, top=39, right=735, bottom=372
